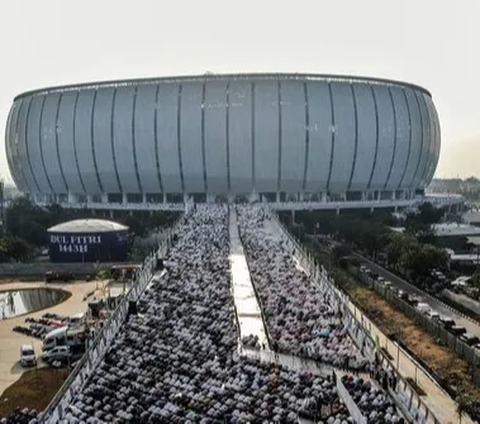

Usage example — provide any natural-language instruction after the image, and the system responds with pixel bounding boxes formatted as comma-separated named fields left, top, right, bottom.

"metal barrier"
left=271, top=213, right=440, bottom=424
left=336, top=378, right=367, bottom=424
left=40, top=215, right=185, bottom=423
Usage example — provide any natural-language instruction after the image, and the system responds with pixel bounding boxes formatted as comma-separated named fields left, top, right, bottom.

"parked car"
left=415, top=302, right=431, bottom=314
left=20, top=344, right=37, bottom=367
left=427, top=310, right=440, bottom=321
left=439, top=317, right=456, bottom=330
left=42, top=345, right=70, bottom=363
left=459, top=333, right=480, bottom=346
left=45, top=270, right=74, bottom=283
left=449, top=325, right=467, bottom=336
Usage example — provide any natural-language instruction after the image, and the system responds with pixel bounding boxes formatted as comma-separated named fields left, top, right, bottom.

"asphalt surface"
left=354, top=252, right=480, bottom=338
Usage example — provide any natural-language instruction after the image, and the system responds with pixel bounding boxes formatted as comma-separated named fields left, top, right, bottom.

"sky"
left=0, top=0, right=479, bottom=183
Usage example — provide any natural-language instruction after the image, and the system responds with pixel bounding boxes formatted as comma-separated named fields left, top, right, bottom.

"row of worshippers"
left=50, top=206, right=354, bottom=423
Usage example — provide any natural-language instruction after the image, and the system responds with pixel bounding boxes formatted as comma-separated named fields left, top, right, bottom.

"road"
left=355, top=252, right=480, bottom=338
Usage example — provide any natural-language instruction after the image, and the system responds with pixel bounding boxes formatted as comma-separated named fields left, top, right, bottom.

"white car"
left=42, top=345, right=70, bottom=363
left=20, top=344, right=37, bottom=367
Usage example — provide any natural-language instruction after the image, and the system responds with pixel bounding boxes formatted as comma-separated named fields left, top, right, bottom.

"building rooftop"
left=48, top=219, right=129, bottom=234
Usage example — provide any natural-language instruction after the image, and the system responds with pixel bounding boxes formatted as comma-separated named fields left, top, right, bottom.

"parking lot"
left=0, top=280, right=101, bottom=397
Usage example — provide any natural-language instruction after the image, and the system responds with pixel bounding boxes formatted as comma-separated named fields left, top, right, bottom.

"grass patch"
left=0, top=367, right=68, bottom=418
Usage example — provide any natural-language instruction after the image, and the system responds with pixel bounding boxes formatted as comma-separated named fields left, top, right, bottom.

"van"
left=42, top=345, right=70, bottom=363
left=459, top=333, right=480, bottom=346
left=43, top=326, right=87, bottom=353
left=449, top=325, right=467, bottom=336
left=20, top=345, right=36, bottom=367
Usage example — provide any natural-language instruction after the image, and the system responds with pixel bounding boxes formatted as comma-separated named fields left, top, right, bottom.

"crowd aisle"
left=237, top=207, right=364, bottom=370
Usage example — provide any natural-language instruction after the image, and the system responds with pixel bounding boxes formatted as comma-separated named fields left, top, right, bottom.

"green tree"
left=331, top=244, right=352, bottom=267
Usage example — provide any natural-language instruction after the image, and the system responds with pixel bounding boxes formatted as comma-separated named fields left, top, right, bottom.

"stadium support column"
left=142, top=193, right=147, bottom=204
left=122, top=193, right=127, bottom=205
left=291, top=210, right=296, bottom=224
left=101, top=193, right=108, bottom=204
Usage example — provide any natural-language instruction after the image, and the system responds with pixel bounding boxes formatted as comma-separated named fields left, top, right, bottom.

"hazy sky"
left=0, top=0, right=479, bottom=183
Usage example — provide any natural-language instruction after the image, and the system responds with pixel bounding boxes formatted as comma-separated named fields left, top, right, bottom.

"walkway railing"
left=40, top=215, right=185, bottom=423
left=271, top=213, right=440, bottom=424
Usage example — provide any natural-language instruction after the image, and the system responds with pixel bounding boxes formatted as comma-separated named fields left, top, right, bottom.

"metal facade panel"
left=6, top=101, right=27, bottom=191
left=180, top=82, right=204, bottom=193
left=328, top=82, right=355, bottom=193
left=350, top=84, right=377, bottom=191
left=416, top=93, right=433, bottom=189
left=113, top=87, right=139, bottom=193
left=157, top=83, right=182, bottom=193
left=57, top=92, right=85, bottom=194
left=401, top=89, right=422, bottom=189
left=41, top=93, right=66, bottom=193
left=387, top=87, right=410, bottom=190
left=92, top=88, right=120, bottom=193
left=75, top=90, right=101, bottom=194
left=27, top=96, right=51, bottom=192
left=229, top=81, right=253, bottom=193
left=280, top=81, right=305, bottom=193
left=424, top=95, right=440, bottom=185
left=254, top=80, right=279, bottom=193
left=5, top=105, right=14, bottom=185
left=134, top=85, right=160, bottom=192
left=304, top=81, right=332, bottom=192
left=17, top=98, right=38, bottom=192
left=370, top=85, right=395, bottom=190
left=347, top=84, right=375, bottom=191
left=205, top=80, right=228, bottom=194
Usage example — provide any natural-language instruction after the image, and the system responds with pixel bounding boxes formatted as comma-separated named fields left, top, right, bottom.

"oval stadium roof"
left=48, top=219, right=129, bottom=234
left=14, top=72, right=431, bottom=100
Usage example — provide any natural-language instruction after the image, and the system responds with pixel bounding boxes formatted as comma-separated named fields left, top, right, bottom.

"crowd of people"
left=1, top=205, right=408, bottom=423
left=237, top=207, right=366, bottom=370
left=34, top=206, right=354, bottom=423
left=341, top=375, right=404, bottom=423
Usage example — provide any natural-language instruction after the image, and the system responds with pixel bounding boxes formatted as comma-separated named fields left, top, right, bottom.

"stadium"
left=6, top=73, right=452, bottom=211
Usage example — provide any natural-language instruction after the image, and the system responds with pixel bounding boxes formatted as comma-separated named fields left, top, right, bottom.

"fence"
left=351, top=266, right=480, bottom=387
left=41, top=215, right=185, bottom=423
left=0, top=262, right=116, bottom=278
left=270, top=213, right=439, bottom=424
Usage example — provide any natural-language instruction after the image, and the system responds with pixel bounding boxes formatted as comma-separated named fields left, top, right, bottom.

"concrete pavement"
left=229, top=211, right=269, bottom=349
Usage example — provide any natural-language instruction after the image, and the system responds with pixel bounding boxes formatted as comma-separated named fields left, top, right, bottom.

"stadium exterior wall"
left=48, top=230, right=128, bottom=263
left=6, top=73, right=441, bottom=205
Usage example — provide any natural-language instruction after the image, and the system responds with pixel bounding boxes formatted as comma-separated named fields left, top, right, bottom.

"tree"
left=385, top=232, right=417, bottom=271
left=331, top=244, right=352, bottom=268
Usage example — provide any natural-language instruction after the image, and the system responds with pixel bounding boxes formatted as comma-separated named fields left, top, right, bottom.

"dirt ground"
left=0, top=280, right=105, bottom=399
left=344, top=272, right=480, bottom=406
left=0, top=367, right=69, bottom=417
